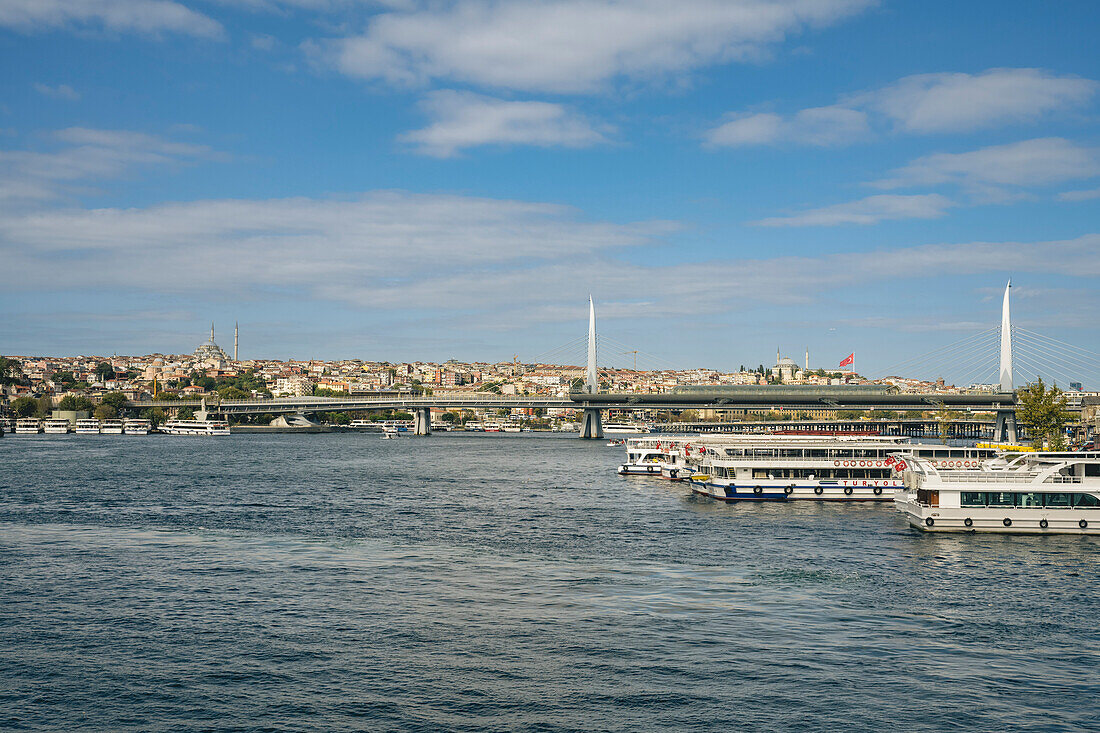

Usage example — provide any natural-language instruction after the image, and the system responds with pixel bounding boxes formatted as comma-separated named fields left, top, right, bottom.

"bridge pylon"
left=580, top=296, right=604, bottom=439
left=413, top=407, right=431, bottom=436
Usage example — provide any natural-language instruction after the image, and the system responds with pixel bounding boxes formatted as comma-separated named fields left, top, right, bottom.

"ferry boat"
left=684, top=436, right=998, bottom=502
left=619, top=436, right=697, bottom=480
left=75, top=418, right=101, bottom=434
left=124, top=418, right=151, bottom=435
left=43, top=418, right=71, bottom=434
left=162, top=419, right=230, bottom=436
left=100, top=419, right=124, bottom=435
left=15, top=418, right=41, bottom=434
left=603, top=423, right=650, bottom=435
left=897, top=452, right=1100, bottom=534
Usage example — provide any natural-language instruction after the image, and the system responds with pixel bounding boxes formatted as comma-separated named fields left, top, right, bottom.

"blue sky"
left=2, top=0, right=1099, bottom=385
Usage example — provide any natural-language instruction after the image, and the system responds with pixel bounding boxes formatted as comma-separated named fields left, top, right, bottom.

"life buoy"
left=814, top=486, right=824, bottom=495
left=834, top=460, right=840, bottom=466
left=873, top=487, right=883, bottom=496
left=925, top=517, right=935, bottom=527
left=858, top=460, right=865, bottom=467
left=1039, top=519, right=1048, bottom=529
left=784, top=485, right=795, bottom=495
left=753, top=486, right=763, bottom=495
left=964, top=518, right=973, bottom=528
left=875, top=461, right=882, bottom=467
left=1003, top=518, right=1012, bottom=527
left=1080, top=519, right=1089, bottom=529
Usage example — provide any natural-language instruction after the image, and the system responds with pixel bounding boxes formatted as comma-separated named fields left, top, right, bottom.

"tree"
left=143, top=407, right=166, bottom=428
left=838, top=410, right=861, bottom=420
left=933, top=407, right=956, bottom=444
left=11, top=396, right=37, bottom=417
left=441, top=412, right=457, bottom=423
left=101, top=392, right=129, bottom=413
left=95, top=404, right=117, bottom=420
left=50, top=370, right=77, bottom=388
left=0, top=356, right=28, bottom=386
left=1016, top=377, right=1072, bottom=450
left=58, top=395, right=95, bottom=413
left=178, top=407, right=195, bottom=420
left=95, top=362, right=115, bottom=382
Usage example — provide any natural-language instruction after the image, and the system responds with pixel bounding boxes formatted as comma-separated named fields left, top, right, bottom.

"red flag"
left=838, top=353, right=854, bottom=368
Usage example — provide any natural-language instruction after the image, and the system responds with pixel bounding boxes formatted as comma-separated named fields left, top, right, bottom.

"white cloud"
left=706, top=105, right=868, bottom=147
left=0, top=127, right=217, bottom=201
left=1059, top=187, right=1100, bottom=202
left=707, top=68, right=1097, bottom=147
left=0, top=0, right=224, bottom=37
left=873, top=138, right=1100, bottom=192
left=862, top=68, right=1098, bottom=133
left=33, top=83, right=80, bottom=101
left=316, top=0, right=874, bottom=93
left=752, top=193, right=955, bottom=227
left=399, top=90, right=610, bottom=157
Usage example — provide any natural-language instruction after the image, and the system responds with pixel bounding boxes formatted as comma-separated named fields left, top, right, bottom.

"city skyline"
left=2, top=1, right=1099, bottom=375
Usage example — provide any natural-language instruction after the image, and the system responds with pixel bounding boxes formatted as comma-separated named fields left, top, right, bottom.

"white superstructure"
left=162, top=419, right=230, bottom=436
left=603, top=423, right=650, bottom=435
left=681, top=435, right=997, bottom=502
left=43, top=418, right=71, bottom=434
left=896, top=452, right=1100, bottom=534
left=100, top=419, right=124, bottom=434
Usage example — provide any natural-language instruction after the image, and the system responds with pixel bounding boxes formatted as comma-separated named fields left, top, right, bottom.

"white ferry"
left=603, top=423, right=650, bottom=435
left=348, top=419, right=374, bottom=429
left=15, top=418, right=41, bottom=434
left=896, top=452, right=1100, bottom=534
left=75, top=418, right=102, bottom=434
left=619, top=435, right=695, bottom=479
left=162, top=419, right=230, bottom=436
left=43, top=418, right=71, bottom=434
left=124, top=418, right=151, bottom=435
left=685, top=436, right=998, bottom=502
left=100, top=419, right=124, bottom=434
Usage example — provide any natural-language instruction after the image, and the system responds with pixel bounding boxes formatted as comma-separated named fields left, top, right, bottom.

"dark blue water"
left=2, top=433, right=1098, bottom=732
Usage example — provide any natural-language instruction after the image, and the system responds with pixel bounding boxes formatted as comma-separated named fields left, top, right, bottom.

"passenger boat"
left=14, top=418, right=41, bottom=434
left=75, top=418, right=102, bottom=434
left=124, top=418, right=151, bottom=435
left=100, top=419, right=124, bottom=435
left=619, top=436, right=697, bottom=479
left=896, top=451, right=1100, bottom=534
left=348, top=419, right=375, bottom=429
left=603, top=423, right=649, bottom=434
left=43, top=418, right=71, bottom=434
left=162, top=419, right=230, bottom=436
left=684, top=436, right=997, bottom=502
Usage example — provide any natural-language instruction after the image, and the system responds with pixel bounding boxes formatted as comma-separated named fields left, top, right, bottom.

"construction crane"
left=623, top=350, right=639, bottom=371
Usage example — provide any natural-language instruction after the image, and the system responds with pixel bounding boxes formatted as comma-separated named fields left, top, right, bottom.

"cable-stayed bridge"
left=127, top=286, right=1095, bottom=439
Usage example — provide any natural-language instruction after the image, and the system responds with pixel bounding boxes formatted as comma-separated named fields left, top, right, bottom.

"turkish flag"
left=839, top=353, right=854, bottom=367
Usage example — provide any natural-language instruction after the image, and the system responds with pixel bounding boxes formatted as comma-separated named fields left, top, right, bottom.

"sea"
left=1, top=432, right=1098, bottom=732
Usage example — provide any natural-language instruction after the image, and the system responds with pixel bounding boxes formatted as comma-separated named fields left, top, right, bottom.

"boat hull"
left=899, top=503, right=1100, bottom=534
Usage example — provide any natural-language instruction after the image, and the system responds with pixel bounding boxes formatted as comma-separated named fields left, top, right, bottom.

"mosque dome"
left=193, top=324, right=229, bottom=362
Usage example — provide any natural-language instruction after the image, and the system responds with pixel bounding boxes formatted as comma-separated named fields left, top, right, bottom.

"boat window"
left=1016, top=493, right=1042, bottom=508
left=1085, top=464, right=1100, bottom=477
left=1073, top=493, right=1100, bottom=508
left=1044, top=493, right=1073, bottom=507
left=960, top=492, right=985, bottom=507
left=987, top=492, right=1015, bottom=506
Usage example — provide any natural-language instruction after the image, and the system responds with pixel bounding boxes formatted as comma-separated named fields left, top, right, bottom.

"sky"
left=2, top=0, right=1099, bottom=385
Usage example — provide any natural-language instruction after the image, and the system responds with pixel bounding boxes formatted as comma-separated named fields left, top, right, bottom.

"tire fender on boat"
left=843, top=487, right=853, bottom=495
left=964, top=517, right=973, bottom=528
left=925, top=517, right=935, bottom=527
left=1039, top=519, right=1048, bottom=529
left=1080, top=519, right=1089, bottom=530
left=753, top=486, right=763, bottom=495
left=784, top=485, right=794, bottom=495
left=814, top=486, right=824, bottom=495
left=1003, top=518, right=1012, bottom=527
left=873, top=487, right=883, bottom=496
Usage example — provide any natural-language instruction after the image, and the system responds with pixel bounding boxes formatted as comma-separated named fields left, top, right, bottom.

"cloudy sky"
left=2, top=0, right=1099, bottom=383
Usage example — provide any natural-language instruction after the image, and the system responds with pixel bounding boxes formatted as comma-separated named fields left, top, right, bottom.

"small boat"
left=162, top=419, right=230, bottom=436
left=606, top=439, right=626, bottom=447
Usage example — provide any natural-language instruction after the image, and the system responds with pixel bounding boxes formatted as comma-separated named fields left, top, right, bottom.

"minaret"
left=234, top=322, right=239, bottom=361
left=999, top=281, right=1013, bottom=392
left=210, top=322, right=215, bottom=342
left=805, top=348, right=809, bottom=371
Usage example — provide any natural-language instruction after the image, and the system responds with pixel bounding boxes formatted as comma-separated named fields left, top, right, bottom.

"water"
left=1, top=432, right=1098, bottom=731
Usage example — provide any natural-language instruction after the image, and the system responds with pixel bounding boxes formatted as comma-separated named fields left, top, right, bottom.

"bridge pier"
left=580, top=407, right=603, bottom=440
left=413, top=407, right=431, bottom=436
left=994, top=409, right=1018, bottom=443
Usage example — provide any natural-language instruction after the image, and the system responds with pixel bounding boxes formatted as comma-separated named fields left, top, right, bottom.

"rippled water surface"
left=2, top=432, right=1098, bottom=731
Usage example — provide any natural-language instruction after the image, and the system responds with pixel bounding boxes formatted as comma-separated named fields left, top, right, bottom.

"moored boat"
left=43, top=418, right=71, bottom=434
left=100, top=419, right=124, bottom=434
left=15, top=418, right=42, bottom=434
left=124, top=418, right=151, bottom=435
left=162, top=419, right=230, bottom=436
left=75, top=418, right=101, bottom=434
left=896, top=451, right=1100, bottom=534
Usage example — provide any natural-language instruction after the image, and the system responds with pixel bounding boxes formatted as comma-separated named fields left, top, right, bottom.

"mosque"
left=193, top=323, right=236, bottom=367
